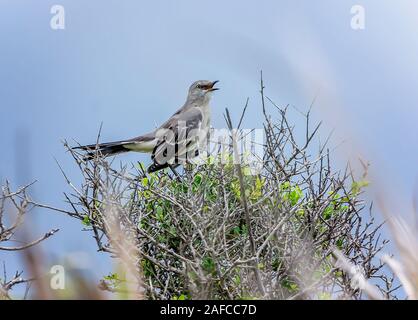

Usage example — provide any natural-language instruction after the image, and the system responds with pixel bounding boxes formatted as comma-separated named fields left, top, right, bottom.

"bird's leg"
left=184, top=149, right=199, bottom=173
left=168, top=164, right=182, bottom=182
left=184, top=160, right=195, bottom=173
left=137, top=161, right=147, bottom=178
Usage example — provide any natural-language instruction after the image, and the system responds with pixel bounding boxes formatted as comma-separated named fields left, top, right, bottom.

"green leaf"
left=202, top=256, right=216, bottom=274
left=82, top=215, right=91, bottom=226
left=318, top=292, right=332, bottom=300
left=336, top=238, right=344, bottom=249
left=230, top=180, right=241, bottom=199
left=296, top=208, right=305, bottom=218
left=280, top=181, right=291, bottom=191
left=156, top=206, right=164, bottom=221
left=193, top=174, right=203, bottom=187
left=232, top=226, right=241, bottom=236
left=322, top=205, right=334, bottom=220
left=233, top=274, right=241, bottom=285
left=242, top=166, right=252, bottom=176
left=271, top=258, right=281, bottom=271
left=281, top=278, right=299, bottom=292
left=241, top=224, right=248, bottom=236
left=141, top=177, right=149, bottom=187
left=289, top=185, right=302, bottom=205
left=104, top=273, right=119, bottom=281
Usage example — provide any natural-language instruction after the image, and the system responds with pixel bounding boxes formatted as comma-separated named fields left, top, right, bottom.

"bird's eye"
left=196, top=84, right=202, bottom=89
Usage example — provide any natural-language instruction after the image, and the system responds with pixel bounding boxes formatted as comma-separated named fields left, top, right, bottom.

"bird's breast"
left=200, top=105, right=211, bottom=127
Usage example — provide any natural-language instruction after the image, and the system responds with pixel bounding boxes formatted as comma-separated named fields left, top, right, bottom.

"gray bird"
left=74, top=80, right=219, bottom=173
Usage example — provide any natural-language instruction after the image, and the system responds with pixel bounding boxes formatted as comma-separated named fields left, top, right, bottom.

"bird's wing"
left=150, top=107, right=203, bottom=170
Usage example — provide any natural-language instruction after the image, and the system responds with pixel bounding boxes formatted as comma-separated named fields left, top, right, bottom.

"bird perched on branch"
left=73, top=80, right=219, bottom=173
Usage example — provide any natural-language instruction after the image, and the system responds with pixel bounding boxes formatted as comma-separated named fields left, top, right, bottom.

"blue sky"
left=1, top=0, right=418, bottom=297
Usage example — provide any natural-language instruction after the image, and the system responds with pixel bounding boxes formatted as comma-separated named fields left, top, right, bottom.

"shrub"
left=61, top=84, right=392, bottom=299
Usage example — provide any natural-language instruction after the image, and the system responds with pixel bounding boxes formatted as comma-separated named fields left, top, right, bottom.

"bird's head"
left=187, top=80, right=219, bottom=104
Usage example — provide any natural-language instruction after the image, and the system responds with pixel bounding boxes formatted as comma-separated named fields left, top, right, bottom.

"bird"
left=73, top=80, right=219, bottom=173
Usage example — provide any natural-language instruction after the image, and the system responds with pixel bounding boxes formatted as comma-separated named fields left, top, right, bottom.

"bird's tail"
left=72, top=141, right=129, bottom=160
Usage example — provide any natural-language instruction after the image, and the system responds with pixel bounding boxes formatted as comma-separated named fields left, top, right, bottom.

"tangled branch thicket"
left=61, top=88, right=394, bottom=300
left=0, top=182, right=58, bottom=299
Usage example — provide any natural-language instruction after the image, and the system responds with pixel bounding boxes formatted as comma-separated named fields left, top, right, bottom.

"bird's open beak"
left=207, top=80, right=219, bottom=92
